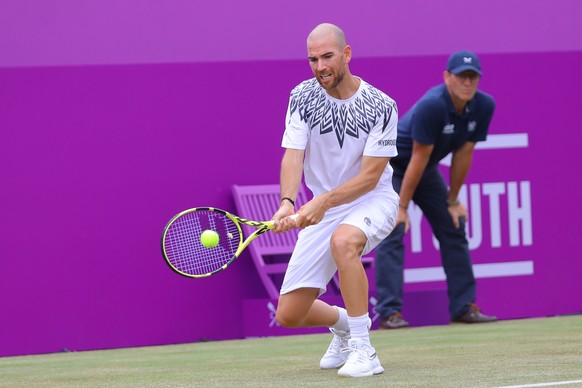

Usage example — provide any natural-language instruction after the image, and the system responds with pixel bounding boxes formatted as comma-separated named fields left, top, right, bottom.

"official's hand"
left=447, top=202, right=468, bottom=229
left=396, top=207, right=410, bottom=234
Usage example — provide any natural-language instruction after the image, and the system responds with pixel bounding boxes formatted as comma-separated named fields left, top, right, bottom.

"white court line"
left=476, top=133, right=529, bottom=149
left=404, top=261, right=534, bottom=283
left=440, top=133, right=529, bottom=166
left=472, top=261, right=534, bottom=279
left=496, top=379, right=582, bottom=387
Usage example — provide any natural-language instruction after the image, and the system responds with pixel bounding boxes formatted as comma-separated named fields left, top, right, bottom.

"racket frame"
left=161, top=207, right=275, bottom=278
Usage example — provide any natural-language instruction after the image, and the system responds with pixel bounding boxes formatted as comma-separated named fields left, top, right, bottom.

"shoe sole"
left=320, top=363, right=345, bottom=370
left=320, top=355, right=348, bottom=369
left=338, top=365, right=384, bottom=378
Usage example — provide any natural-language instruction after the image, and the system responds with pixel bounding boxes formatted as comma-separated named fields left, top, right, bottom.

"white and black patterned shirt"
left=282, top=77, right=398, bottom=200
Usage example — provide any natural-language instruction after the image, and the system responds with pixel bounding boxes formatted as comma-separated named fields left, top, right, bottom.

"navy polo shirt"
left=393, top=84, right=495, bottom=169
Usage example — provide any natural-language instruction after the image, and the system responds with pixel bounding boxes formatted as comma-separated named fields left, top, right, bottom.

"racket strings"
left=164, top=210, right=241, bottom=276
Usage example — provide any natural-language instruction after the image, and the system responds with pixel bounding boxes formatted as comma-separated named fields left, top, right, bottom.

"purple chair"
left=231, top=184, right=310, bottom=300
left=231, top=184, right=375, bottom=300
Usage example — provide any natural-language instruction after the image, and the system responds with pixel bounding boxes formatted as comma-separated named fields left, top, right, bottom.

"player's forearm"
left=320, top=176, right=375, bottom=210
left=319, top=157, right=388, bottom=210
left=279, top=148, right=304, bottom=203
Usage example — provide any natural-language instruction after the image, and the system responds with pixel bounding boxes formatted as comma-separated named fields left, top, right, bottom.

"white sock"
left=348, top=313, right=371, bottom=343
left=330, top=306, right=349, bottom=333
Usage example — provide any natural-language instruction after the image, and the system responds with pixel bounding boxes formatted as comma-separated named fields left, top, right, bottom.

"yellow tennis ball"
left=200, top=230, right=219, bottom=248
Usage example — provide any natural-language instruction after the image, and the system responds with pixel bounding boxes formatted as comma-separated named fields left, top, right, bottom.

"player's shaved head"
left=305, top=23, right=355, bottom=99
left=307, top=23, right=347, bottom=49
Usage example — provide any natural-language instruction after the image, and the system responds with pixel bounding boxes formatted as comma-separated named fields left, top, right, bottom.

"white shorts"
left=280, top=192, right=397, bottom=297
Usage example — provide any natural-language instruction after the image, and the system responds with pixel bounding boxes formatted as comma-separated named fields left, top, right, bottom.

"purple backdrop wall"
left=1, top=1, right=582, bottom=357
left=1, top=0, right=581, bottom=67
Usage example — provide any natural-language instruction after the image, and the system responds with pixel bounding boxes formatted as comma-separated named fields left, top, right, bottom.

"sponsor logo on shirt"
left=377, top=139, right=397, bottom=147
left=289, top=79, right=397, bottom=149
left=364, top=217, right=371, bottom=227
left=442, top=123, right=455, bottom=134
left=468, top=121, right=477, bottom=132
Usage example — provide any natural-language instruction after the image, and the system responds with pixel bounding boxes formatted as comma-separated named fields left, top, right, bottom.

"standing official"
left=374, top=51, right=497, bottom=329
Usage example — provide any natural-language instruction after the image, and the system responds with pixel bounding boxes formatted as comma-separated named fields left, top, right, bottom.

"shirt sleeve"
left=363, top=99, right=398, bottom=157
left=281, top=92, right=309, bottom=150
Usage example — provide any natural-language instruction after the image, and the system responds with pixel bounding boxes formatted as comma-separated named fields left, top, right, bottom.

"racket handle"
left=269, top=214, right=298, bottom=228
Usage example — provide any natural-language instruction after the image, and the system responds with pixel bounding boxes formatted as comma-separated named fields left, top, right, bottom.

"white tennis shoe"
left=337, top=338, right=384, bottom=377
left=319, top=328, right=350, bottom=369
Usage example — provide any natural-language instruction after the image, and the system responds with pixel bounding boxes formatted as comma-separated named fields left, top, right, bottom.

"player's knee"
left=330, top=234, right=361, bottom=269
left=330, top=233, right=350, bottom=255
left=275, top=309, right=301, bottom=328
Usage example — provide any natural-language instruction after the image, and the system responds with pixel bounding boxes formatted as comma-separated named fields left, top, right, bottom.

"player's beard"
left=318, top=70, right=345, bottom=91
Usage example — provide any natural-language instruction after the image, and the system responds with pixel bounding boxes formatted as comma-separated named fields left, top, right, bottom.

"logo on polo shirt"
left=468, top=121, right=477, bottom=131
left=442, top=123, right=455, bottom=134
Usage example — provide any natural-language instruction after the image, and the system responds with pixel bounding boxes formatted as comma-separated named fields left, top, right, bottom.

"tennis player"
left=271, top=23, right=399, bottom=378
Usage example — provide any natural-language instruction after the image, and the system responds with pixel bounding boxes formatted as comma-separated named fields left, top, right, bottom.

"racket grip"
left=269, top=214, right=298, bottom=228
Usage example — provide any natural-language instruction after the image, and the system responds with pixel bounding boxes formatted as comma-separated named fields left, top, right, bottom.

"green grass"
left=2, top=315, right=582, bottom=387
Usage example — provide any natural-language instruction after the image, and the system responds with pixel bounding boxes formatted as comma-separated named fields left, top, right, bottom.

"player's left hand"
left=272, top=202, right=297, bottom=233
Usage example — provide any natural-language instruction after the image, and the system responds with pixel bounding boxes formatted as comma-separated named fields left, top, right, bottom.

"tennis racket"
left=161, top=207, right=296, bottom=278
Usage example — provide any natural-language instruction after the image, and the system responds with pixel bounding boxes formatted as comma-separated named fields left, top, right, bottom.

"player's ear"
left=344, top=44, right=352, bottom=63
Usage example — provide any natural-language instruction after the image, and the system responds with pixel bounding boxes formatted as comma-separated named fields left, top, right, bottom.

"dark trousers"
left=374, top=164, right=476, bottom=319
